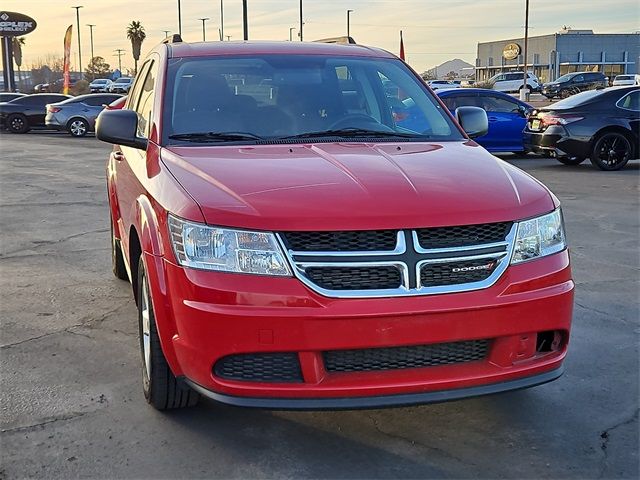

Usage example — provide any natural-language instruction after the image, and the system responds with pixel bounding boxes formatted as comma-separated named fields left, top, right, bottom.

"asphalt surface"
left=1, top=131, right=638, bottom=479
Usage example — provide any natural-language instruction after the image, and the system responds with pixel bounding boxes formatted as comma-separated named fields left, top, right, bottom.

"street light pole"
left=220, top=0, right=224, bottom=41
left=71, top=6, right=83, bottom=76
left=162, top=30, right=171, bottom=38
left=289, top=27, right=295, bottom=41
left=199, top=18, right=209, bottom=41
left=242, top=0, right=248, bottom=40
left=299, top=0, right=303, bottom=41
left=87, top=24, right=95, bottom=61
left=346, top=9, right=353, bottom=38
left=177, top=0, right=182, bottom=36
left=521, top=0, right=530, bottom=100
left=114, top=49, right=125, bottom=72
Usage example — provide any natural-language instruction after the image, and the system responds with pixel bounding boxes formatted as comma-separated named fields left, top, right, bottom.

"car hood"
left=161, top=141, right=555, bottom=231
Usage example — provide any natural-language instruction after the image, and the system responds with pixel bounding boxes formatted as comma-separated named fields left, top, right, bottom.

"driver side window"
left=132, top=61, right=158, bottom=139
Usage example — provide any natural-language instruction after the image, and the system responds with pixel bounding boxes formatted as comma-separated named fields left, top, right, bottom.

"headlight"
left=512, top=209, right=566, bottom=264
left=168, top=215, right=291, bottom=275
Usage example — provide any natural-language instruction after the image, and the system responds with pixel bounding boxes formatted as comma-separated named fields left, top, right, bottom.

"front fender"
left=135, top=197, right=183, bottom=376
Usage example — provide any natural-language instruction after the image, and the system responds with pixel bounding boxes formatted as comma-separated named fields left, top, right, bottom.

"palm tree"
left=12, top=37, right=25, bottom=91
left=126, top=21, right=146, bottom=75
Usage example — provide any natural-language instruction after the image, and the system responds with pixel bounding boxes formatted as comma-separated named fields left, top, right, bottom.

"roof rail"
left=162, top=34, right=183, bottom=44
left=313, top=36, right=357, bottom=45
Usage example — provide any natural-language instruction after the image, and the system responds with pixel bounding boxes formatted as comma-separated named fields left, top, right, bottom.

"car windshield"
left=94, top=79, right=108, bottom=84
left=615, top=75, right=632, bottom=81
left=164, top=54, right=463, bottom=144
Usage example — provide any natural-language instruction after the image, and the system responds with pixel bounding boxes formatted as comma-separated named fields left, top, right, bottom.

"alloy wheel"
left=592, top=133, right=632, bottom=171
left=69, top=119, right=87, bottom=137
left=10, top=116, right=25, bottom=132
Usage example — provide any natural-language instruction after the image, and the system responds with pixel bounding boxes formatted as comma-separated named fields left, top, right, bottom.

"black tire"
left=137, top=256, right=199, bottom=410
left=557, top=157, right=586, bottom=165
left=589, top=132, right=633, bottom=171
left=67, top=117, right=89, bottom=137
left=110, top=219, right=128, bottom=280
left=7, top=113, right=30, bottom=134
left=560, top=89, right=571, bottom=99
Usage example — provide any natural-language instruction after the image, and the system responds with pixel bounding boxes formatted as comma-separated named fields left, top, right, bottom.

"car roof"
left=165, top=40, right=396, bottom=60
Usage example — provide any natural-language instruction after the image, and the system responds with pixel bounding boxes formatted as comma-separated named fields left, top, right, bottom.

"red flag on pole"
left=399, top=30, right=405, bottom=60
left=62, top=25, right=73, bottom=95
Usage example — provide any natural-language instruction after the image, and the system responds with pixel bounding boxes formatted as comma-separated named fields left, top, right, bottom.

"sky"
left=3, top=0, right=639, bottom=74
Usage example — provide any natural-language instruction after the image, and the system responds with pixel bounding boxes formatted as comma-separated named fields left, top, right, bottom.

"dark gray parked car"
left=45, top=93, right=123, bottom=137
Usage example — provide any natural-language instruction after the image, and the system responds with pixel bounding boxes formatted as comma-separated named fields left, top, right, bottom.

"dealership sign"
left=0, top=11, right=37, bottom=36
left=502, top=43, right=521, bottom=60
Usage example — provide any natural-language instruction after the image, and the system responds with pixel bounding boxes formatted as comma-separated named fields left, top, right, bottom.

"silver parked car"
left=109, top=77, right=133, bottom=93
left=45, top=93, right=123, bottom=137
left=89, top=78, right=113, bottom=93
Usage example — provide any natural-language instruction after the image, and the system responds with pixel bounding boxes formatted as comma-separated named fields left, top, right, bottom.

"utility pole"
left=199, top=18, right=209, bottom=41
left=521, top=0, right=530, bottom=101
left=346, top=9, right=353, bottom=38
left=220, top=0, right=224, bottom=41
left=162, top=30, right=171, bottom=38
left=299, top=0, right=303, bottom=41
left=177, top=0, right=182, bottom=36
left=71, top=6, right=83, bottom=76
left=289, top=27, right=296, bottom=41
left=87, top=24, right=95, bottom=61
left=225, top=35, right=231, bottom=41
left=114, top=49, right=125, bottom=72
left=242, top=0, right=248, bottom=40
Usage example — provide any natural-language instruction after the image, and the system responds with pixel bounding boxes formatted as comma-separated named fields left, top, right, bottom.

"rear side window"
left=479, top=95, right=519, bottom=113
left=440, top=94, right=479, bottom=111
left=617, top=91, right=640, bottom=111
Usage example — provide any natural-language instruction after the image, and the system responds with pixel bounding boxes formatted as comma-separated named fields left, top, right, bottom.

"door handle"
left=112, top=151, right=125, bottom=162
left=488, top=116, right=498, bottom=122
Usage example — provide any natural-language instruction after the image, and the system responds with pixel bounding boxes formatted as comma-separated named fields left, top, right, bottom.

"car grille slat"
left=305, top=266, right=402, bottom=290
left=323, top=339, right=490, bottom=373
left=416, top=222, right=512, bottom=249
left=281, top=230, right=397, bottom=252
left=214, top=353, right=303, bottom=383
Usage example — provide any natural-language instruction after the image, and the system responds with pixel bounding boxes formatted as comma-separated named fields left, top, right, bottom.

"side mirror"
left=517, top=104, right=529, bottom=117
left=96, top=109, right=147, bottom=150
left=455, top=106, right=488, bottom=138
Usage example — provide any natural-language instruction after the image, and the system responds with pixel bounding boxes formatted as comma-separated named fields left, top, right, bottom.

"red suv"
left=96, top=38, right=573, bottom=410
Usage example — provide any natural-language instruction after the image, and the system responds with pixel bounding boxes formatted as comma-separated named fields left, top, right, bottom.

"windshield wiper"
left=168, top=131, right=264, bottom=142
left=279, top=128, right=427, bottom=140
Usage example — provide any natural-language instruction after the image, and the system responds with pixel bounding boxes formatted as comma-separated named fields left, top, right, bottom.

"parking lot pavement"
left=1, top=133, right=638, bottom=479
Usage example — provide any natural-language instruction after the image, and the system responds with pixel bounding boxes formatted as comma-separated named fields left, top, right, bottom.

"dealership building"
left=475, top=29, right=640, bottom=83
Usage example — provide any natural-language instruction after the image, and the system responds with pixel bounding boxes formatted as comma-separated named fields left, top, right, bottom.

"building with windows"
left=475, top=29, right=639, bottom=83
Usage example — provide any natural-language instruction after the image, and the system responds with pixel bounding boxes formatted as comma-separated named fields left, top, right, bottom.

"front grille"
left=323, top=339, right=490, bottom=373
left=214, top=353, right=303, bottom=383
left=281, top=230, right=397, bottom=252
left=306, top=266, right=402, bottom=290
left=420, top=258, right=498, bottom=287
left=416, top=222, right=512, bottom=249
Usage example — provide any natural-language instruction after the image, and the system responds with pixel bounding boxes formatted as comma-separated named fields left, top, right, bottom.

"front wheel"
left=67, top=118, right=89, bottom=137
left=590, top=132, right=633, bottom=171
left=557, top=157, right=586, bottom=165
left=137, top=256, right=199, bottom=410
left=7, top=113, right=30, bottom=133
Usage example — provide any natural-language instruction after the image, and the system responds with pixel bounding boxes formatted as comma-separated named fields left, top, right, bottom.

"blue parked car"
left=436, top=88, right=532, bottom=153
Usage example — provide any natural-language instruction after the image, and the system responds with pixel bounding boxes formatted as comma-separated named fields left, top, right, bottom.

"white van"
left=489, top=72, right=540, bottom=93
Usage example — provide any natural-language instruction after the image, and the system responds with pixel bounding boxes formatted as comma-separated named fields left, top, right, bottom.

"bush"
left=71, top=79, right=90, bottom=96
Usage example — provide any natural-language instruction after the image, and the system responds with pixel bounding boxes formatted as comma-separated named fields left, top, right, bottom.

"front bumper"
left=146, top=249, right=573, bottom=407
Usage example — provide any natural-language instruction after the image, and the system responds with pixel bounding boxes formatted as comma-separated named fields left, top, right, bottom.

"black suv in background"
left=542, top=72, right=607, bottom=99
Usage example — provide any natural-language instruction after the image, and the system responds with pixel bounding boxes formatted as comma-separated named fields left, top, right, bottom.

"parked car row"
left=0, top=92, right=123, bottom=136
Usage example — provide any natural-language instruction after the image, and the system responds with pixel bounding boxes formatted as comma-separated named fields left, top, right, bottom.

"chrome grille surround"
left=277, top=224, right=517, bottom=298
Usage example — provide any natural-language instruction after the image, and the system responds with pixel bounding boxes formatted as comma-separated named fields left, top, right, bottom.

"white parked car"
left=427, top=80, right=461, bottom=91
left=89, top=78, right=113, bottom=93
left=488, top=72, right=540, bottom=93
left=612, top=74, right=640, bottom=86
left=109, top=77, right=134, bottom=93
